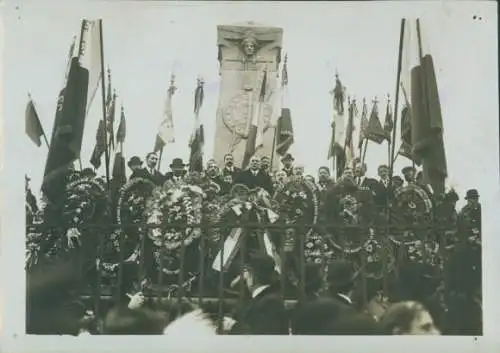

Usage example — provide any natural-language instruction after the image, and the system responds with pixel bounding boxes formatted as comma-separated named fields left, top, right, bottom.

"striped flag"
left=189, top=78, right=205, bottom=172
left=242, top=70, right=267, bottom=169
left=344, top=98, right=357, bottom=168
left=25, top=96, right=46, bottom=147
left=154, top=76, right=176, bottom=152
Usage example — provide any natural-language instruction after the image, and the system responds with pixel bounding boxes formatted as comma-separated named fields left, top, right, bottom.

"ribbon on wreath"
left=212, top=202, right=281, bottom=273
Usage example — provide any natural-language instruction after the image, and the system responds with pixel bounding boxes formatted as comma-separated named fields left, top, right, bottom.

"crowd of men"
left=26, top=149, right=482, bottom=336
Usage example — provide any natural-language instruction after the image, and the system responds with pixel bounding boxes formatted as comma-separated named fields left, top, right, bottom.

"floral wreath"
left=328, top=188, right=374, bottom=255
left=406, top=239, right=442, bottom=268
left=273, top=178, right=319, bottom=251
left=144, top=182, right=204, bottom=275
left=358, top=236, right=395, bottom=279
left=390, top=184, right=433, bottom=246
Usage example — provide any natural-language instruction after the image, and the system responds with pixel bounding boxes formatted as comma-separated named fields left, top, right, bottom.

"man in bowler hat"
left=165, top=158, right=188, bottom=183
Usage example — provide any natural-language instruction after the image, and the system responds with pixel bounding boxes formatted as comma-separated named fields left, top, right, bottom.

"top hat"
left=326, top=260, right=359, bottom=287
left=128, top=156, right=143, bottom=168
left=401, top=166, right=416, bottom=175
left=281, top=153, right=294, bottom=162
left=170, top=158, right=188, bottom=169
left=465, top=189, right=479, bottom=200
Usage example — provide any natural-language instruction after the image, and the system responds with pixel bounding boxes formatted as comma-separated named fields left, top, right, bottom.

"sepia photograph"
left=2, top=0, right=499, bottom=351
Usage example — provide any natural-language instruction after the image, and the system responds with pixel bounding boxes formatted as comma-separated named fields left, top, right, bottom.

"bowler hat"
left=170, top=158, right=188, bottom=169
left=281, top=153, right=294, bottom=162
left=326, top=260, right=359, bottom=287
left=128, top=156, right=143, bottom=168
left=465, top=189, right=479, bottom=200
left=401, top=166, right=415, bottom=175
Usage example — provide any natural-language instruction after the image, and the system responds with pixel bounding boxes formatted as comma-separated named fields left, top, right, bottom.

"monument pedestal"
left=213, top=23, right=283, bottom=171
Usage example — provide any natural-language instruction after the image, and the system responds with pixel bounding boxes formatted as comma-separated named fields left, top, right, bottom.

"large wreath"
left=328, top=185, right=375, bottom=255
left=273, top=177, right=319, bottom=252
left=144, top=181, right=204, bottom=275
left=390, top=184, right=433, bottom=246
left=26, top=177, right=107, bottom=269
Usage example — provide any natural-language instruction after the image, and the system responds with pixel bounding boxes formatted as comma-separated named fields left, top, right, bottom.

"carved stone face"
left=242, top=38, right=257, bottom=56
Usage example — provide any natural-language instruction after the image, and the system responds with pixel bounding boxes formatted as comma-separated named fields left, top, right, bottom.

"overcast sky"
left=4, top=1, right=498, bottom=208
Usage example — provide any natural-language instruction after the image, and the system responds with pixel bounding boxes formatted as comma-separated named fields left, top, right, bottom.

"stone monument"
left=213, top=22, right=283, bottom=170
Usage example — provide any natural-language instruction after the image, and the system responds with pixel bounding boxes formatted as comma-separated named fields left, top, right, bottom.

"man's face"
left=207, top=160, right=218, bottom=177
left=224, top=155, right=234, bottom=167
left=261, top=157, right=270, bottom=170
left=305, top=175, right=315, bottom=184
left=172, top=167, right=184, bottom=176
left=318, top=168, right=330, bottom=182
left=249, top=157, right=260, bottom=170
left=392, top=177, right=403, bottom=188
left=467, top=198, right=479, bottom=207
left=406, top=310, right=440, bottom=335
left=223, top=175, right=233, bottom=184
left=293, top=166, right=304, bottom=177
left=378, top=166, right=389, bottom=180
left=146, top=154, right=158, bottom=169
left=283, top=159, right=293, bottom=168
left=276, top=171, right=287, bottom=183
left=343, top=168, right=354, bottom=180
left=130, top=164, right=141, bottom=171
left=404, top=171, right=415, bottom=183
left=354, top=163, right=366, bottom=177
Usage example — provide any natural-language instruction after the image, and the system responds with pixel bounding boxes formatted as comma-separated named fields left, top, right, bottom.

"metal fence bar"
left=217, top=227, right=226, bottom=334
left=198, top=231, right=205, bottom=306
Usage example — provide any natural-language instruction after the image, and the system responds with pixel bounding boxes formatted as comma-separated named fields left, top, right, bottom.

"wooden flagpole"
left=99, top=21, right=111, bottom=189
left=388, top=19, right=406, bottom=182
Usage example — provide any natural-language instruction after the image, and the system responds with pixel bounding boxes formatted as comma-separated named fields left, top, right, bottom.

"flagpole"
left=388, top=18, right=406, bottom=182
left=98, top=20, right=111, bottom=189
left=386, top=94, right=391, bottom=165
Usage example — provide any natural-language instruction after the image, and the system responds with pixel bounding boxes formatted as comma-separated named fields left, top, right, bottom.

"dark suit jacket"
left=231, top=285, right=288, bottom=335
left=236, top=169, right=274, bottom=195
left=221, top=166, right=242, bottom=180
left=291, top=296, right=354, bottom=335
left=138, top=168, right=165, bottom=186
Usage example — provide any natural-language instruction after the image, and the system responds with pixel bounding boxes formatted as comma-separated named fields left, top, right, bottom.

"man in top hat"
left=280, top=153, right=295, bottom=177
left=142, top=152, right=165, bottom=185
left=165, top=158, right=188, bottom=183
left=229, top=252, right=288, bottom=335
left=236, top=156, right=273, bottom=195
left=325, top=260, right=359, bottom=308
left=402, top=166, right=416, bottom=185
left=128, top=156, right=147, bottom=180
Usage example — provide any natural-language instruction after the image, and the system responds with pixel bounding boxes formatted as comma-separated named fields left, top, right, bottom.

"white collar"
left=337, top=293, right=352, bottom=304
left=252, top=285, right=270, bottom=298
left=250, top=169, right=259, bottom=176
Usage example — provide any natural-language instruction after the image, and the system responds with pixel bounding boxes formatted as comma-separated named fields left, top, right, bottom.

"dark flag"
left=276, top=108, right=294, bottom=156
left=189, top=78, right=205, bottom=172
left=42, top=21, right=93, bottom=201
left=365, top=100, right=386, bottom=144
left=111, top=152, right=126, bottom=198
left=410, top=49, right=447, bottom=194
left=116, top=104, right=126, bottom=145
left=89, top=119, right=106, bottom=169
left=25, top=97, right=45, bottom=147
left=383, top=97, right=394, bottom=141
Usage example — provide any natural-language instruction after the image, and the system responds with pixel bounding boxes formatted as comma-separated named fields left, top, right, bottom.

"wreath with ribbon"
left=359, top=236, right=396, bottom=279
left=273, top=178, right=319, bottom=252
left=144, top=182, right=204, bottom=275
left=26, top=177, right=107, bottom=269
left=328, top=185, right=375, bottom=255
left=390, top=184, right=433, bottom=246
